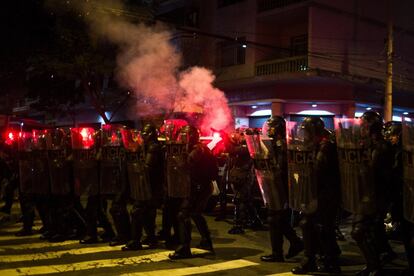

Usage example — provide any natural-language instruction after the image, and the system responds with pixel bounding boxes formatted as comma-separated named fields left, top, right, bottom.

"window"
left=217, top=0, right=245, bottom=8
left=218, top=37, right=246, bottom=67
left=290, top=35, right=308, bottom=56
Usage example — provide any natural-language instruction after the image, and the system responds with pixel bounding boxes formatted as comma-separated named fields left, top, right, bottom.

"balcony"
left=255, top=55, right=308, bottom=76
left=257, top=0, right=307, bottom=13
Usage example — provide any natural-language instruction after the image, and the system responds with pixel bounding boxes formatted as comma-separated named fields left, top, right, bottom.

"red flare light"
left=4, top=130, right=16, bottom=145
left=71, top=127, right=95, bottom=149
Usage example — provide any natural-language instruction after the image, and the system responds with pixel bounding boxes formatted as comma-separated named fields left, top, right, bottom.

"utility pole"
left=384, top=0, right=393, bottom=122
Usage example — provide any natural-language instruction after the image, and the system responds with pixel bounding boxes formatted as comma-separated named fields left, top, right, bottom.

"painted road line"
left=0, top=249, right=209, bottom=275
left=0, top=245, right=123, bottom=262
left=267, top=273, right=311, bottom=276
left=123, top=259, right=259, bottom=276
left=0, top=234, right=41, bottom=241
left=0, top=226, right=41, bottom=233
left=0, top=240, right=79, bottom=250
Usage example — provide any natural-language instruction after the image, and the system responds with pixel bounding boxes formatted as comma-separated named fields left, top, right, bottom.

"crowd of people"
left=0, top=112, right=412, bottom=275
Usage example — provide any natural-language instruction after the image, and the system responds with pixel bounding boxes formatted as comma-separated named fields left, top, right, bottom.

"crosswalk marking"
left=0, top=245, right=123, bottom=262
left=123, top=259, right=259, bottom=276
left=0, top=249, right=209, bottom=275
left=267, top=273, right=309, bottom=276
left=0, top=240, right=78, bottom=250
left=0, top=226, right=41, bottom=233
left=0, top=234, right=41, bottom=241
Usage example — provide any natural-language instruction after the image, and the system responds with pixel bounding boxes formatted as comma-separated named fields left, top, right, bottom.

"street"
left=0, top=207, right=408, bottom=276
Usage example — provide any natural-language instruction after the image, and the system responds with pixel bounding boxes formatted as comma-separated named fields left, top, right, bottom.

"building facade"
left=159, top=0, right=414, bottom=128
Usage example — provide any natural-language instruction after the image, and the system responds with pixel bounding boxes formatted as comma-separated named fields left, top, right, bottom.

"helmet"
left=141, top=123, right=158, bottom=143
left=300, top=117, right=325, bottom=144
left=264, top=116, right=286, bottom=139
left=360, top=111, right=383, bottom=137
left=383, top=121, right=402, bottom=144
left=178, top=125, right=199, bottom=145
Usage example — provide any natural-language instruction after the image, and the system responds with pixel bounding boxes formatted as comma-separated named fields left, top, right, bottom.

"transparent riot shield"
left=18, top=130, right=49, bottom=194
left=121, top=128, right=152, bottom=201
left=286, top=121, right=318, bottom=214
left=245, top=133, right=286, bottom=211
left=46, top=128, right=72, bottom=195
left=100, top=124, right=124, bottom=196
left=71, top=127, right=99, bottom=196
left=163, top=119, right=190, bottom=198
left=402, top=117, right=414, bottom=223
left=334, top=118, right=376, bottom=215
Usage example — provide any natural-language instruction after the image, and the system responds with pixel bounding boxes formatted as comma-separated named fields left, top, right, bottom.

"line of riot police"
left=241, top=112, right=413, bottom=275
left=1, top=119, right=218, bottom=260
left=1, top=111, right=413, bottom=274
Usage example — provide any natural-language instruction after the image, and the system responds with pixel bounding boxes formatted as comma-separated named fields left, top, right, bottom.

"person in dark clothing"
left=336, top=112, right=394, bottom=276
left=289, top=117, right=341, bottom=274
left=169, top=125, right=218, bottom=259
left=0, top=147, right=18, bottom=216
left=390, top=120, right=414, bottom=275
left=227, top=131, right=261, bottom=234
left=248, top=116, right=304, bottom=263
left=122, top=124, right=164, bottom=250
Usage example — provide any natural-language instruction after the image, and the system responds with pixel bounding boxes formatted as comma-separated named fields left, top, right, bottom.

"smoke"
left=178, top=67, right=232, bottom=133
left=72, top=0, right=232, bottom=132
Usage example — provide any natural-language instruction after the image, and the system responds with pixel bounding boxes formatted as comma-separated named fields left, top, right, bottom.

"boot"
left=260, top=254, right=284, bottom=262
left=291, top=256, right=318, bottom=274
left=122, top=240, right=143, bottom=251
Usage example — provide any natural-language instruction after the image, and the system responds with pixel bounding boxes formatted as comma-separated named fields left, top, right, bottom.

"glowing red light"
left=4, top=131, right=15, bottom=145
left=71, top=127, right=95, bottom=149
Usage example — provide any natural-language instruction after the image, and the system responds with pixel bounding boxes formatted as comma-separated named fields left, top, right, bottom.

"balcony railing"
left=255, top=55, right=308, bottom=76
left=257, top=0, right=307, bottom=12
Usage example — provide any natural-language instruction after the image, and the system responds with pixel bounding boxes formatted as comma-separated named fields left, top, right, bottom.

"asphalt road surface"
left=0, top=207, right=408, bottom=276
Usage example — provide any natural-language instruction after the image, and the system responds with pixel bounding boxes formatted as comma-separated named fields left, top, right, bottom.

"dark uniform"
left=227, top=131, right=257, bottom=234
left=246, top=116, right=303, bottom=262
left=289, top=117, right=341, bottom=274
left=400, top=119, right=414, bottom=274
left=46, top=128, right=83, bottom=241
left=160, top=119, right=189, bottom=247
left=99, top=124, right=128, bottom=246
left=16, top=129, right=51, bottom=237
left=169, top=125, right=218, bottom=259
left=122, top=124, right=164, bottom=250
left=335, top=112, right=393, bottom=276
left=71, top=127, right=114, bottom=244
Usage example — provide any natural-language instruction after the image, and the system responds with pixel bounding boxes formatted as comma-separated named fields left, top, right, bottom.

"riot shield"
left=122, top=128, right=152, bottom=201
left=99, top=124, right=124, bottom=196
left=18, top=130, right=49, bottom=194
left=286, top=121, right=318, bottom=214
left=402, top=117, right=414, bottom=223
left=165, top=142, right=190, bottom=198
left=334, top=118, right=376, bottom=215
left=71, top=127, right=99, bottom=196
left=162, top=119, right=191, bottom=198
left=245, top=133, right=286, bottom=211
left=46, top=128, right=72, bottom=195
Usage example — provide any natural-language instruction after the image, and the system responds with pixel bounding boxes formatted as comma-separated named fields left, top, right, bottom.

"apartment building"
left=159, top=0, right=414, bottom=128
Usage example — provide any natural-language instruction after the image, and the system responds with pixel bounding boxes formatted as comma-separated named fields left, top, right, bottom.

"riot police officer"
left=336, top=111, right=393, bottom=275
left=71, top=127, right=114, bottom=244
left=122, top=123, right=164, bottom=250
left=398, top=119, right=414, bottom=275
left=289, top=117, right=341, bottom=274
left=169, top=125, right=218, bottom=259
left=253, top=116, right=304, bottom=262
left=227, top=131, right=257, bottom=234
left=16, top=129, right=51, bottom=237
